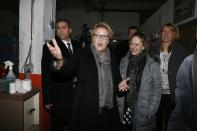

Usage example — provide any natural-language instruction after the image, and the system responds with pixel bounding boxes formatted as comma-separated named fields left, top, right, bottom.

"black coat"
left=41, top=36, right=80, bottom=123
left=168, top=40, right=189, bottom=102
left=55, top=45, right=122, bottom=131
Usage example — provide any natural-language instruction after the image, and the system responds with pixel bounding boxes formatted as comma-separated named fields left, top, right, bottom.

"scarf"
left=125, top=51, right=146, bottom=115
left=91, top=44, right=114, bottom=112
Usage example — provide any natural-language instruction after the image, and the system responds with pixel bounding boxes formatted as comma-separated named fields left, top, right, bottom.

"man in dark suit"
left=41, top=19, right=80, bottom=131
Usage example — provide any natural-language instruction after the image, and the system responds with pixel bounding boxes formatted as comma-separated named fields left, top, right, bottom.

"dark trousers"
left=156, top=94, right=175, bottom=131
left=51, top=108, right=71, bottom=131
left=98, top=107, right=114, bottom=131
left=122, top=124, right=133, bottom=131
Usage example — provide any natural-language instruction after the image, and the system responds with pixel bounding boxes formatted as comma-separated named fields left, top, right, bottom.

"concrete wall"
left=140, top=0, right=174, bottom=34
left=141, top=0, right=197, bottom=35
left=19, top=0, right=56, bottom=74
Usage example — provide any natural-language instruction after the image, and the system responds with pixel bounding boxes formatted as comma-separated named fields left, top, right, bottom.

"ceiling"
left=0, top=0, right=167, bottom=24
left=56, top=0, right=167, bottom=24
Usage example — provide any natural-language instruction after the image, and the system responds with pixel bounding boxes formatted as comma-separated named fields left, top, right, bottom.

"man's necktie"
left=67, top=43, right=73, bottom=55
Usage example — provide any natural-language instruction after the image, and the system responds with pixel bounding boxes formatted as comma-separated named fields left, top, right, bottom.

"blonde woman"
left=156, top=23, right=189, bottom=131
left=47, top=22, right=122, bottom=131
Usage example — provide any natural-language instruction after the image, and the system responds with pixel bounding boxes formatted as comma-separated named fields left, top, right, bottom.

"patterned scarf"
left=125, top=51, right=146, bottom=116
left=91, top=44, right=114, bottom=112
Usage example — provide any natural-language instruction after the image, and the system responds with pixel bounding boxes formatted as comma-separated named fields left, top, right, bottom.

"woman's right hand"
left=47, top=39, right=63, bottom=61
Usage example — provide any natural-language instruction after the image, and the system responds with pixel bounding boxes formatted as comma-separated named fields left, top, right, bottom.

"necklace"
left=160, top=52, right=171, bottom=73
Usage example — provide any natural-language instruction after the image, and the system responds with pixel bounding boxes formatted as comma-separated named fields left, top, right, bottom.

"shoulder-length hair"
left=160, top=23, right=179, bottom=52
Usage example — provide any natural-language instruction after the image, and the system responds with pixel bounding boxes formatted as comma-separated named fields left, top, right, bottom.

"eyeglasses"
left=93, top=34, right=109, bottom=40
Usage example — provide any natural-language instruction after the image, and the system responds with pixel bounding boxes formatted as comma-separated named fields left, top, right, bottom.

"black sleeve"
left=51, top=48, right=81, bottom=77
left=41, top=44, right=53, bottom=105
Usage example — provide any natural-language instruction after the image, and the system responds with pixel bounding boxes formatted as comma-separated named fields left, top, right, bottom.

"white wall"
left=57, top=9, right=139, bottom=40
left=0, top=10, right=18, bottom=36
left=141, top=0, right=197, bottom=35
left=19, top=0, right=55, bottom=74
left=19, top=0, right=32, bottom=73
left=43, top=0, right=56, bottom=41
left=140, top=0, right=174, bottom=34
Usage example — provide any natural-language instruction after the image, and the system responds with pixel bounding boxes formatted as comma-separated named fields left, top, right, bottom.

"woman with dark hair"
left=118, top=32, right=162, bottom=131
